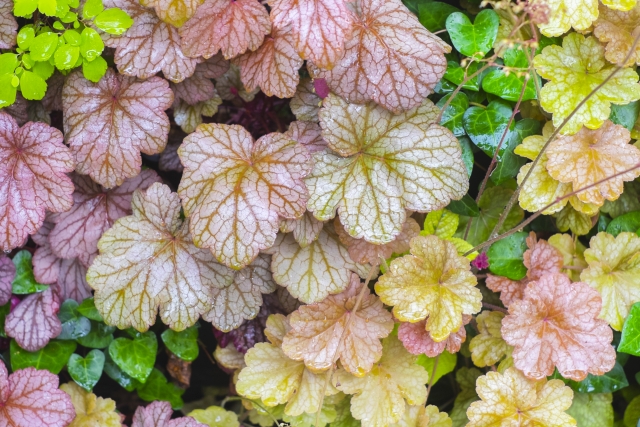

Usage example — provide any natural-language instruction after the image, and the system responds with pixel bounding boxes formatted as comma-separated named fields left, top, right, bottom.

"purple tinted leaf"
left=5, top=288, right=62, bottom=352
left=0, top=255, right=15, bottom=305
left=132, top=401, right=207, bottom=427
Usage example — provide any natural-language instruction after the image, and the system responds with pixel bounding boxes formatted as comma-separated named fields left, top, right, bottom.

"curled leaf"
left=548, top=233, right=587, bottom=282
left=398, top=315, right=470, bottom=357
left=140, top=0, right=203, bottom=27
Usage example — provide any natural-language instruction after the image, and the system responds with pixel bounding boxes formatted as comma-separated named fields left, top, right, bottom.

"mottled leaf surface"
left=132, top=401, right=206, bottom=427
left=0, top=0, right=17, bottom=49
left=5, top=288, right=62, bottom=352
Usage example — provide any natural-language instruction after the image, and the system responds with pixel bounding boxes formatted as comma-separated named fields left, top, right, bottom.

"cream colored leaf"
left=279, top=212, right=324, bottom=248
left=60, top=382, right=122, bottom=427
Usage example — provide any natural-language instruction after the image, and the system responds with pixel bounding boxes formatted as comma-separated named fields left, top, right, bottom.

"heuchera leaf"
left=469, top=311, right=511, bottom=368
left=306, top=94, right=468, bottom=245
left=269, top=0, right=351, bottom=69
left=102, top=0, right=200, bottom=82
left=594, top=3, right=640, bottom=67
left=450, top=367, right=481, bottom=427
left=309, top=0, right=450, bottom=113
left=0, top=0, right=17, bottom=49
left=0, top=255, right=15, bottom=305
left=375, top=235, right=481, bottom=342
left=398, top=315, right=470, bottom=357
left=179, top=0, right=271, bottom=59
left=158, top=141, right=183, bottom=173
left=62, top=69, right=173, bottom=188
left=188, top=406, right=240, bottom=427
left=290, top=78, right=321, bottom=122
left=59, top=382, right=122, bottom=427
left=234, top=26, right=303, bottom=98
left=140, top=0, right=203, bottom=27
left=174, top=97, right=222, bottom=134
left=282, top=273, right=394, bottom=375
left=0, top=361, right=75, bottom=427
left=5, top=287, right=62, bottom=352
left=178, top=123, right=312, bottom=269
left=534, top=33, right=640, bottom=135
left=546, top=121, right=640, bottom=206
left=0, top=112, right=75, bottom=251
left=580, top=231, right=640, bottom=330
left=332, top=334, right=429, bottom=427
left=548, top=233, right=587, bottom=282
left=502, top=273, right=616, bottom=381
left=215, top=64, right=259, bottom=102
left=530, top=0, right=597, bottom=36
left=132, top=401, right=206, bottom=427
left=466, top=367, right=576, bottom=427
left=170, top=54, right=228, bottom=105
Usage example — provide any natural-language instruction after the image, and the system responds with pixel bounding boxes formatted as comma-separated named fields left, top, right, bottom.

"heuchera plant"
left=3, top=0, right=640, bottom=425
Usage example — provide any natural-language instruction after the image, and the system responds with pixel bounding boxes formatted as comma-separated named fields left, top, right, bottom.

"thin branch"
left=425, top=354, right=440, bottom=404
left=482, top=302, right=508, bottom=314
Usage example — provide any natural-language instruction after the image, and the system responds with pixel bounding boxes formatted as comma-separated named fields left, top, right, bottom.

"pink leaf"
left=0, top=361, right=75, bottom=427
left=398, top=315, right=470, bottom=357
left=5, top=288, right=62, bottom=352
left=270, top=0, right=352, bottom=69
left=159, top=141, right=183, bottom=173
left=0, top=0, right=17, bottom=49
left=102, top=0, right=200, bottom=83
left=132, top=401, right=207, bottom=427
left=313, top=78, right=330, bottom=99
left=0, top=112, right=75, bottom=251
left=471, top=252, right=489, bottom=270
left=0, top=255, right=15, bottom=306
left=62, top=69, right=173, bottom=188
left=179, top=0, right=271, bottom=59
left=170, top=54, right=229, bottom=105
left=309, top=0, right=450, bottom=113
left=284, top=121, right=327, bottom=154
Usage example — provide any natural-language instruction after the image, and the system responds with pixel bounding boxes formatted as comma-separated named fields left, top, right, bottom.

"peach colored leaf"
left=467, top=367, right=576, bottom=427
left=548, top=233, right=587, bottom=282
left=335, top=215, right=420, bottom=265
left=469, top=311, right=510, bottom=368
left=581, top=231, right=640, bottom=330
left=375, top=235, right=481, bottom=342
left=178, top=124, right=312, bottom=269
left=306, top=94, right=468, bottom=245
left=5, top=287, right=62, bottom=352
left=170, top=54, right=228, bottom=106
left=546, top=120, right=640, bottom=206
left=281, top=273, right=393, bottom=375
left=534, top=33, right=640, bottom=135
left=179, top=0, right=271, bottom=59
left=0, top=0, right=17, bottom=49
left=0, top=361, right=75, bottom=427
left=62, top=69, right=173, bottom=189
left=87, top=183, right=230, bottom=332
left=0, top=255, right=15, bottom=305
left=290, top=78, right=321, bottom=122
left=279, top=212, right=324, bottom=248
left=309, top=0, right=450, bottom=113
left=173, top=96, right=222, bottom=133
left=266, top=223, right=369, bottom=304
left=234, top=26, right=303, bottom=98
left=102, top=0, right=200, bottom=83
left=502, top=273, right=616, bottom=381
left=529, top=0, right=597, bottom=36
left=60, top=382, right=122, bottom=427
left=486, top=232, right=564, bottom=308
left=202, top=253, right=276, bottom=332
left=215, top=64, right=259, bottom=101
left=213, top=344, right=246, bottom=371
left=398, top=315, right=470, bottom=357
left=132, top=401, right=206, bottom=427
left=49, top=171, right=160, bottom=266
left=159, top=141, right=183, bottom=173
left=333, top=334, right=429, bottom=427
left=0, top=112, right=75, bottom=252
left=392, top=404, right=452, bottom=427
left=594, top=3, right=640, bottom=67
left=140, top=0, right=203, bottom=27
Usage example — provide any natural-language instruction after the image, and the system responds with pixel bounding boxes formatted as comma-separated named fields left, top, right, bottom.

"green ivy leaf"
left=10, top=339, right=76, bottom=373
left=416, top=351, right=457, bottom=385
left=0, top=74, right=17, bottom=108
left=136, top=368, right=185, bottom=410
left=79, top=28, right=104, bottom=61
left=103, top=352, right=140, bottom=392
left=443, top=60, right=481, bottom=91
left=437, top=91, right=468, bottom=137
left=77, top=297, right=103, bottom=321
left=161, top=324, right=199, bottom=362
left=29, top=32, right=59, bottom=61
left=11, top=250, right=48, bottom=294
left=94, top=8, right=133, bottom=35
left=463, top=99, right=514, bottom=161
left=609, top=101, right=640, bottom=132
left=17, top=27, right=35, bottom=50
left=108, top=331, right=157, bottom=383
left=19, top=70, right=47, bottom=100
left=447, top=193, right=480, bottom=217
left=82, top=0, right=104, bottom=19
left=624, top=394, right=640, bottom=427
left=606, top=211, right=640, bottom=237
left=445, top=9, right=499, bottom=59
left=490, top=118, right=542, bottom=185
left=567, top=362, right=629, bottom=394
left=54, top=44, right=80, bottom=70
left=82, top=55, right=107, bottom=82
left=58, top=299, right=91, bottom=340
left=68, top=349, right=105, bottom=391
left=482, top=47, right=538, bottom=102
left=77, top=320, right=115, bottom=349
left=487, top=231, right=528, bottom=280
left=458, top=136, right=474, bottom=178
left=619, top=302, right=640, bottom=356
left=418, top=1, right=460, bottom=32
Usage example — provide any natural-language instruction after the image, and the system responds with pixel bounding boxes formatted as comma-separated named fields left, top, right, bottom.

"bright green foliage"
left=108, top=331, right=157, bottom=383
left=161, top=324, right=199, bottom=362
left=438, top=92, right=468, bottom=137
left=463, top=100, right=515, bottom=161
left=76, top=321, right=115, bottom=349
left=619, top=302, right=640, bottom=356
left=418, top=2, right=460, bottom=32
left=482, top=47, right=537, bottom=102
left=77, top=298, right=104, bottom=322
left=11, top=250, right=48, bottom=294
left=446, top=9, right=499, bottom=58
left=566, top=393, right=614, bottom=427
left=67, top=349, right=105, bottom=391
left=10, top=339, right=76, bottom=373
left=136, top=368, right=185, bottom=409
left=606, top=212, right=640, bottom=236
left=487, top=232, right=528, bottom=280
left=103, top=352, right=140, bottom=392
left=416, top=351, right=457, bottom=385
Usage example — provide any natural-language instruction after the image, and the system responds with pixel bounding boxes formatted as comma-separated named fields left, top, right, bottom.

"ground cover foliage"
left=2, top=0, right=640, bottom=425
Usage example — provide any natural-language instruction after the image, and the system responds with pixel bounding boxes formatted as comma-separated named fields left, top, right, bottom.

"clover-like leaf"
left=398, top=315, right=470, bottom=357
left=310, top=0, right=450, bottom=113
left=0, top=112, right=74, bottom=251
left=132, top=401, right=206, bottom=427
left=0, top=255, right=15, bottom=305
left=469, top=311, right=510, bottom=368
left=534, top=33, right=640, bottom=135
left=376, top=235, right=481, bottom=342
left=0, top=0, right=17, bottom=49
left=333, top=334, right=429, bottom=427
left=62, top=69, right=173, bottom=189
left=60, top=382, right=122, bottom=427
left=5, top=287, right=62, bottom=352
left=467, top=367, right=576, bottom=427
left=290, top=78, right=321, bottom=122
left=87, top=183, right=233, bottom=332
left=580, top=231, right=640, bottom=330
left=140, top=0, right=203, bottom=27
left=546, top=120, right=640, bottom=206
left=178, top=123, right=312, bottom=269
left=306, top=94, right=468, bottom=245
left=502, top=273, right=616, bottom=381
left=594, top=3, right=640, bottom=67
left=282, top=273, right=393, bottom=376
left=234, top=26, right=303, bottom=98
left=179, top=0, right=271, bottom=59
left=102, top=0, right=200, bottom=82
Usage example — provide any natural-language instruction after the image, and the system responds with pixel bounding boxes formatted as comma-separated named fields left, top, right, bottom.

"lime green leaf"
left=437, top=92, right=468, bottom=137
left=57, top=299, right=91, bottom=340
left=17, top=27, right=35, bottom=50
left=13, top=0, right=39, bottom=17
left=79, top=28, right=104, bottom=61
left=77, top=297, right=104, bottom=322
left=624, top=395, right=640, bottom=427
left=161, top=325, right=199, bottom=362
left=0, top=53, right=18, bottom=75
left=0, top=74, right=17, bottom=108
left=29, top=32, right=59, bottom=61
left=416, top=351, right=457, bottom=385
left=482, top=47, right=538, bottom=102
left=10, top=339, right=76, bottom=373
left=423, top=209, right=459, bottom=239
left=11, top=250, right=48, bottom=294
left=19, top=70, right=47, bottom=100
left=446, top=9, right=499, bottom=58
left=619, top=302, right=640, bottom=356
left=32, top=60, right=54, bottom=80
left=82, top=0, right=103, bottom=18
left=487, top=231, right=528, bottom=280
left=68, top=349, right=105, bottom=391
left=54, top=44, right=79, bottom=70
left=94, top=8, right=133, bottom=35
left=136, top=368, right=185, bottom=410
left=108, top=331, right=157, bottom=383
left=81, top=55, right=107, bottom=82
left=63, top=29, right=81, bottom=46
left=76, top=320, right=115, bottom=349
left=448, top=194, right=480, bottom=217
left=103, top=352, right=140, bottom=392
left=418, top=1, right=460, bottom=32
left=0, top=302, right=10, bottom=338
left=463, top=100, right=514, bottom=161
left=607, top=212, right=640, bottom=237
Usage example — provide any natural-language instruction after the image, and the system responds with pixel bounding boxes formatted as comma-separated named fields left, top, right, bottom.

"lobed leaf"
left=290, top=78, right=322, bottom=122
left=140, top=0, right=203, bottom=27
left=132, top=401, right=206, bottom=427
left=593, top=3, right=640, bottom=67
left=0, top=255, right=15, bottom=305
left=5, top=287, right=62, bottom=352
left=398, top=315, right=470, bottom=357
left=469, top=311, right=510, bottom=368
left=60, top=382, right=122, bottom=427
